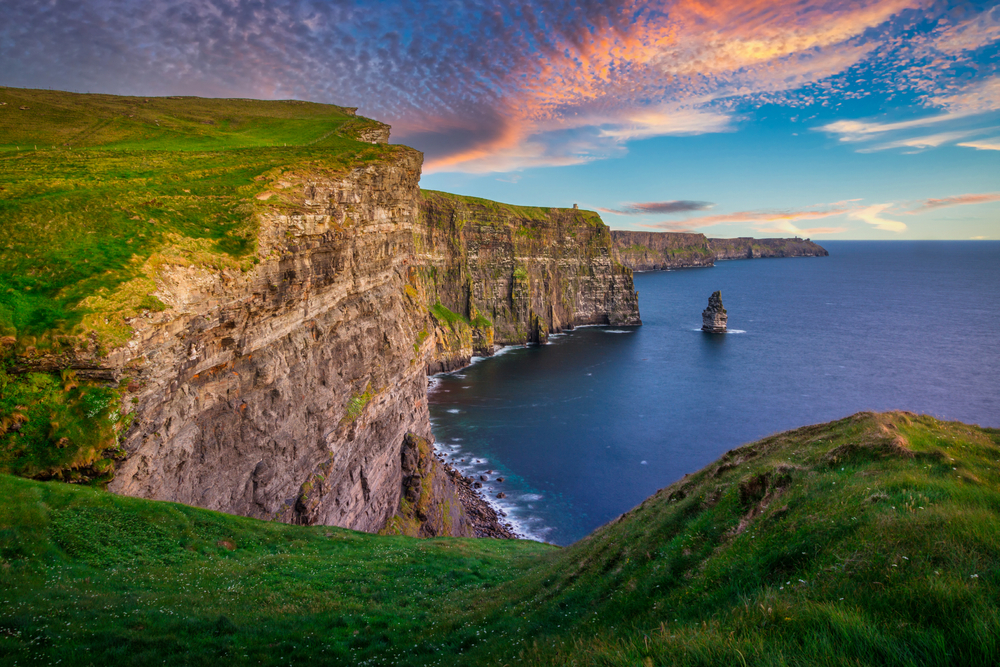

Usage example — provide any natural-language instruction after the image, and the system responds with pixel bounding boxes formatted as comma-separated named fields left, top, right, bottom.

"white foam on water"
left=601, top=329, right=634, bottom=334
left=640, top=460, right=648, bottom=465
left=690, top=328, right=747, bottom=334
left=446, top=408, right=461, bottom=414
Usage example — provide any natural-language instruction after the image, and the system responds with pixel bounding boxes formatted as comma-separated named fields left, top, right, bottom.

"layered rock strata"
left=702, top=291, right=728, bottom=333
left=106, top=147, right=441, bottom=533
left=95, top=167, right=642, bottom=536
left=611, top=231, right=714, bottom=271
left=417, top=191, right=641, bottom=371
left=611, top=231, right=827, bottom=271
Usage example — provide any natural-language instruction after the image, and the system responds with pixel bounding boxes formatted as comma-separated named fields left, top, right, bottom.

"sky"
left=2, top=0, right=999, bottom=239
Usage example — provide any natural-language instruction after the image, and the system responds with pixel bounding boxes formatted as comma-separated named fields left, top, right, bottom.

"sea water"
left=428, top=241, right=1000, bottom=545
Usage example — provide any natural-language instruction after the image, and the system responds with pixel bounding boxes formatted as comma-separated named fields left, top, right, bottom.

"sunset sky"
left=2, top=0, right=998, bottom=238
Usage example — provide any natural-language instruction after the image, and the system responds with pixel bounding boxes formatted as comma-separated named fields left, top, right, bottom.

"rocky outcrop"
left=417, top=192, right=641, bottom=370
left=611, top=231, right=827, bottom=271
left=702, top=291, right=727, bottom=333
left=709, top=237, right=829, bottom=260
left=382, top=433, right=474, bottom=538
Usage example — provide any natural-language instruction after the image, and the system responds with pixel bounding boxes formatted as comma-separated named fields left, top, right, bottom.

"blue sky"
left=2, top=0, right=998, bottom=238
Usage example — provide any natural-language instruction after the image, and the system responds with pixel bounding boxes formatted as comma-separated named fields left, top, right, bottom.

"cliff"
left=0, top=89, right=641, bottom=538
left=610, top=230, right=714, bottom=270
left=611, top=230, right=827, bottom=271
left=709, top=236, right=830, bottom=260
left=417, top=191, right=641, bottom=369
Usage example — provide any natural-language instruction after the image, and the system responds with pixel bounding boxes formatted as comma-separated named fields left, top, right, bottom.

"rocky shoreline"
left=439, top=454, right=519, bottom=539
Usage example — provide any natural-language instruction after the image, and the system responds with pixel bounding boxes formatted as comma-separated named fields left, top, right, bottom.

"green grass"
left=0, top=87, right=395, bottom=351
left=2, top=412, right=998, bottom=665
left=421, top=189, right=604, bottom=227
left=429, top=301, right=469, bottom=329
left=0, top=87, right=402, bottom=484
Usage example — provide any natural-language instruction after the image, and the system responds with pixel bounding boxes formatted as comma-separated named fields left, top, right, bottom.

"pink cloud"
left=909, top=193, right=1000, bottom=212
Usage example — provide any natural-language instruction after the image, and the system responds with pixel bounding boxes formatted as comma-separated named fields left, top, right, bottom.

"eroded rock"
left=702, top=291, right=728, bottom=333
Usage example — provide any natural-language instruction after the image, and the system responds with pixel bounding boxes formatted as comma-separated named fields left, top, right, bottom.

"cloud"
left=2, top=0, right=998, bottom=171
left=909, top=193, right=1000, bottom=212
left=818, top=114, right=974, bottom=143
left=958, top=138, right=1000, bottom=151
left=599, top=200, right=714, bottom=215
left=817, top=79, right=1000, bottom=152
left=647, top=204, right=851, bottom=235
left=860, top=129, right=984, bottom=152
left=849, top=204, right=906, bottom=232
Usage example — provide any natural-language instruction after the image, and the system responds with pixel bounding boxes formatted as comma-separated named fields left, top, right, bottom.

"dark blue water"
left=428, top=241, right=1000, bottom=545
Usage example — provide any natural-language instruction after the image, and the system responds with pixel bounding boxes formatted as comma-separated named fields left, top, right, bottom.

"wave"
left=690, top=327, right=747, bottom=334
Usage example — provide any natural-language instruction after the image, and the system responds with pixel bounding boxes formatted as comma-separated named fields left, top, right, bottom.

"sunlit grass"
left=1, top=412, right=997, bottom=665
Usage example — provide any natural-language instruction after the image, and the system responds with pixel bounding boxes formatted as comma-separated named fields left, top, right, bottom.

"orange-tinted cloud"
left=644, top=205, right=852, bottom=235
left=909, top=192, right=1000, bottom=212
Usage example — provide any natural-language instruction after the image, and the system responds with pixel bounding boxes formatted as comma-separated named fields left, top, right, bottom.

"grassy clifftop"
left=0, top=87, right=395, bottom=353
left=2, top=411, right=997, bottom=665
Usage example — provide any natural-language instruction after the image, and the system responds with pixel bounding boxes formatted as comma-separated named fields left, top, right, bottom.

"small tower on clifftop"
left=702, top=291, right=728, bottom=333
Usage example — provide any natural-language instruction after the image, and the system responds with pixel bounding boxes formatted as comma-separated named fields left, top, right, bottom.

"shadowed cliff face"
left=109, top=149, right=436, bottom=532
left=611, top=230, right=827, bottom=271
left=417, top=192, right=641, bottom=371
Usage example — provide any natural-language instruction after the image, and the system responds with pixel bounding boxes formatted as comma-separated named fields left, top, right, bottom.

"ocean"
left=427, top=241, right=1000, bottom=545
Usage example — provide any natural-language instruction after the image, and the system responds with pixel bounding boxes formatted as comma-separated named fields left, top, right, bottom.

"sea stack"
left=702, top=291, right=728, bottom=333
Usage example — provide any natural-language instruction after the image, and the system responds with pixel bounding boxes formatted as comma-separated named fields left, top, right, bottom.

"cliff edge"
left=611, top=230, right=827, bottom=271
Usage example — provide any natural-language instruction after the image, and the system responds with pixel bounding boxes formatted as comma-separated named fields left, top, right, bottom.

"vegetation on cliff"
left=0, top=88, right=399, bottom=483
left=0, top=87, right=394, bottom=352
left=417, top=190, right=640, bottom=350
left=3, top=412, right=997, bottom=665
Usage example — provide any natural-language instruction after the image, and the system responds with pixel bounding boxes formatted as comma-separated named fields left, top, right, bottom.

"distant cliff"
left=417, top=192, right=641, bottom=371
left=611, top=230, right=827, bottom=271
left=709, top=236, right=829, bottom=261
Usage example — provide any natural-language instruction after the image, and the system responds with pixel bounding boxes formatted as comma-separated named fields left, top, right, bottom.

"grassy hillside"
left=2, top=411, right=998, bottom=666
left=0, top=87, right=394, bottom=352
left=0, top=88, right=403, bottom=485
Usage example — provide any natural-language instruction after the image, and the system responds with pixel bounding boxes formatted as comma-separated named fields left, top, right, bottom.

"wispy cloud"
left=2, top=0, right=998, bottom=171
left=909, top=193, right=1000, bottom=212
left=817, top=75, right=1000, bottom=153
left=850, top=204, right=906, bottom=233
left=599, top=200, right=714, bottom=216
left=646, top=204, right=851, bottom=236
left=958, top=138, right=1000, bottom=151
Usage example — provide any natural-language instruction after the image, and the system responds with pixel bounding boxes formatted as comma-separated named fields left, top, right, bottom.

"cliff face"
left=610, top=231, right=714, bottom=271
left=97, top=172, right=644, bottom=534
left=417, top=192, right=641, bottom=369
left=611, top=231, right=827, bottom=271
left=708, top=236, right=829, bottom=260
left=107, top=149, right=444, bottom=533
left=2, top=92, right=645, bottom=538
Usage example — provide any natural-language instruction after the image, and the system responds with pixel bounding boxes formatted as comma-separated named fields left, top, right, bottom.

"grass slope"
left=0, top=87, right=393, bottom=350
left=0, top=88, right=399, bottom=484
left=2, top=411, right=998, bottom=666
